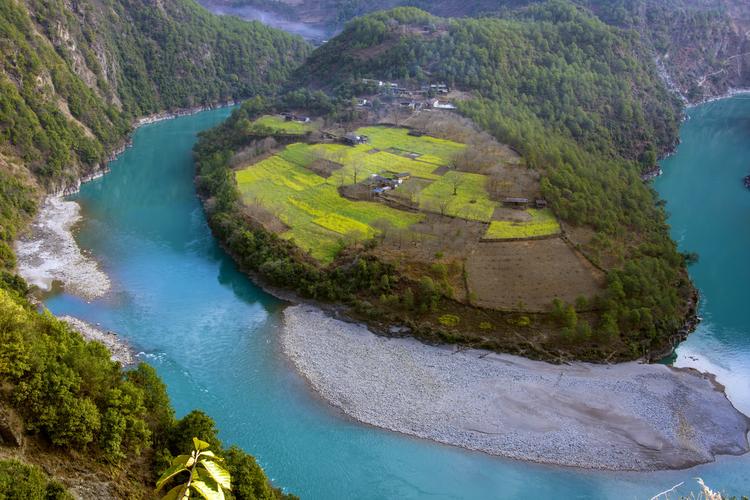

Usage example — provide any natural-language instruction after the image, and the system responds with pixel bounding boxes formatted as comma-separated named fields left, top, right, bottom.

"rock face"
left=282, top=305, right=750, bottom=471
left=0, top=405, right=23, bottom=448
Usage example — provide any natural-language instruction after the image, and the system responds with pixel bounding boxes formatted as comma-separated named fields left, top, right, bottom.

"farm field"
left=484, top=209, right=561, bottom=239
left=235, top=125, right=562, bottom=266
left=417, top=171, right=497, bottom=222
left=356, top=126, right=465, bottom=165
left=236, top=153, right=422, bottom=262
left=279, top=143, right=444, bottom=182
left=465, top=238, right=605, bottom=311
left=247, top=114, right=317, bottom=134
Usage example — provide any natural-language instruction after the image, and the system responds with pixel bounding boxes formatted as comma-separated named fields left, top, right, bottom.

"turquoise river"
left=44, top=97, right=750, bottom=498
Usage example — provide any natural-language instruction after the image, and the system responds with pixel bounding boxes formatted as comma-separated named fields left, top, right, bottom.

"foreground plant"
left=157, top=437, right=231, bottom=500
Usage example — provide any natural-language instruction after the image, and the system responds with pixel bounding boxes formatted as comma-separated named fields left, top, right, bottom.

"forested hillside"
left=204, top=0, right=750, bottom=101
left=0, top=0, right=308, bottom=495
left=198, top=4, right=696, bottom=362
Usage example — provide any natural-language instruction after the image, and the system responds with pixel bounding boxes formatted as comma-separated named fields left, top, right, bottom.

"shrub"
left=516, top=316, right=531, bottom=327
left=479, top=321, right=493, bottom=330
left=0, top=460, right=72, bottom=500
left=438, top=314, right=460, bottom=327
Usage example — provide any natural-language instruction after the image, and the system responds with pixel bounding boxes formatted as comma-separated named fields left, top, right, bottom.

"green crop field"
left=233, top=127, right=500, bottom=261
left=248, top=115, right=316, bottom=135
left=417, top=171, right=497, bottom=222
left=279, top=142, right=443, bottom=183
left=235, top=153, right=422, bottom=262
left=484, top=209, right=561, bottom=239
left=356, top=127, right=465, bottom=165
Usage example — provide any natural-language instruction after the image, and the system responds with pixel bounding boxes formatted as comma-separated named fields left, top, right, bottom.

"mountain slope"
left=196, top=4, right=696, bottom=362
left=203, top=0, right=750, bottom=101
left=0, top=0, right=309, bottom=495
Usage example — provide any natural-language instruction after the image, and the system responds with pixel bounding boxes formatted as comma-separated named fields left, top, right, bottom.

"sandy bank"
left=15, top=196, right=110, bottom=300
left=281, top=305, right=750, bottom=471
left=59, top=316, right=136, bottom=366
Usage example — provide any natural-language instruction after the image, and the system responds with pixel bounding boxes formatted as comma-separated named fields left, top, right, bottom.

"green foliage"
left=0, top=460, right=73, bottom=500
left=224, top=446, right=298, bottom=500
left=157, top=437, right=231, bottom=500
left=0, top=288, right=148, bottom=463
left=168, top=411, right=223, bottom=456
left=438, top=314, right=460, bottom=327
left=287, top=3, right=691, bottom=357
left=126, top=363, right=176, bottom=442
left=161, top=414, right=294, bottom=500
left=0, top=0, right=308, bottom=192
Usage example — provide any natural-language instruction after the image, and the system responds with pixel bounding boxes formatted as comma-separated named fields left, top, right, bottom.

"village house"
left=343, top=133, right=369, bottom=145
left=431, top=99, right=457, bottom=110
left=283, top=113, right=310, bottom=123
left=394, top=172, right=411, bottom=183
left=503, top=197, right=529, bottom=209
left=366, top=172, right=411, bottom=193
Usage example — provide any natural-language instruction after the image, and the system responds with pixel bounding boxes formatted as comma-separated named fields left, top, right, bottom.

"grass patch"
left=355, top=127, right=465, bottom=165
left=417, top=171, right=497, bottom=222
left=247, top=115, right=316, bottom=135
left=484, top=209, right=561, bottom=239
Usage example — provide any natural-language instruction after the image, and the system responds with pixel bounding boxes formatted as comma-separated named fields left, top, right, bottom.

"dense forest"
left=208, top=0, right=749, bottom=100
left=197, top=4, right=696, bottom=361
left=0, top=283, right=296, bottom=498
left=0, top=0, right=308, bottom=495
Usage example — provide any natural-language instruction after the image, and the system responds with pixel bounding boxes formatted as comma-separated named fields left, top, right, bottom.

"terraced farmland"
left=357, top=127, right=465, bottom=164
left=236, top=154, right=422, bottom=262
left=247, top=115, right=317, bottom=134
left=484, top=209, right=561, bottom=239
left=417, top=171, right=497, bottom=222
left=235, top=125, right=561, bottom=264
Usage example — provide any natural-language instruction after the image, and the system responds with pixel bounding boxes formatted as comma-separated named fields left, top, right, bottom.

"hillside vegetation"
left=207, top=0, right=750, bottom=101
left=0, top=0, right=308, bottom=494
left=298, top=5, right=695, bottom=353
left=197, top=4, right=696, bottom=362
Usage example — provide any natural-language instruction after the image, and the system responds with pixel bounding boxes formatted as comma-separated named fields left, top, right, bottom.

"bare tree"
left=439, top=198, right=450, bottom=216
left=449, top=174, right=464, bottom=196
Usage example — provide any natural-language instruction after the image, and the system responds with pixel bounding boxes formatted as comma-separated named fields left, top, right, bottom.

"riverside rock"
left=281, top=305, right=750, bottom=471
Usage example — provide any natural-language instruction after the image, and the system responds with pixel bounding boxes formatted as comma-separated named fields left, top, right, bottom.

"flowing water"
left=43, top=99, right=750, bottom=499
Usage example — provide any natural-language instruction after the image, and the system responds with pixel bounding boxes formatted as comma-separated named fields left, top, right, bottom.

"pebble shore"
left=15, top=196, right=110, bottom=300
left=281, top=305, right=750, bottom=471
left=59, top=316, right=136, bottom=366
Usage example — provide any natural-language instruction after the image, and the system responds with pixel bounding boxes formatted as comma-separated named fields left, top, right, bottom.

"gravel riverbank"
left=281, top=305, right=750, bottom=471
left=15, top=196, right=110, bottom=300
left=59, top=316, right=136, bottom=366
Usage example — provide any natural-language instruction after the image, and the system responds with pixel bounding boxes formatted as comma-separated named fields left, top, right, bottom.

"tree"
left=157, top=438, right=231, bottom=500
left=448, top=174, right=463, bottom=196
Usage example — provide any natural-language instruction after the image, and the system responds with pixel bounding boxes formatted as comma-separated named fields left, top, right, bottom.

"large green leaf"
left=200, top=458, right=231, bottom=490
left=193, top=437, right=211, bottom=451
left=192, top=471, right=225, bottom=500
left=172, top=454, right=195, bottom=468
left=156, top=463, right=188, bottom=491
left=161, top=483, right=189, bottom=500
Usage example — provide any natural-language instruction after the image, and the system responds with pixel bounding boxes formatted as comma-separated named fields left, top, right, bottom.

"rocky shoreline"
left=59, top=316, right=136, bottom=366
left=15, top=196, right=110, bottom=300
left=281, top=305, right=750, bottom=472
